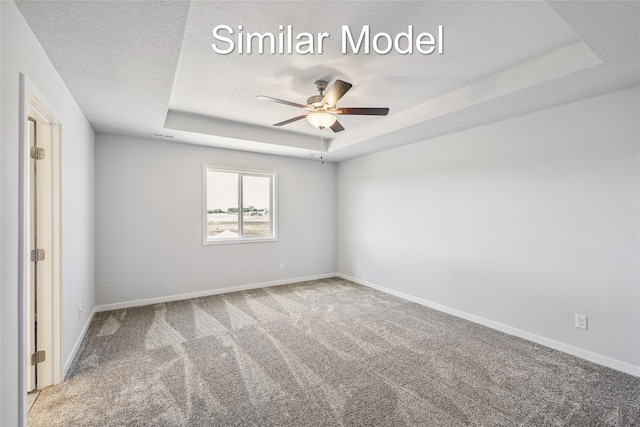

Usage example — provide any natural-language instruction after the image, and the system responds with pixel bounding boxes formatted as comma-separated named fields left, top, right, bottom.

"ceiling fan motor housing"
left=307, top=94, right=324, bottom=108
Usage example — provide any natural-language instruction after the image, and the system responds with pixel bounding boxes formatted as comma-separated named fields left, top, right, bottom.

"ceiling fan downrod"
left=307, top=80, right=329, bottom=107
left=315, top=80, right=328, bottom=96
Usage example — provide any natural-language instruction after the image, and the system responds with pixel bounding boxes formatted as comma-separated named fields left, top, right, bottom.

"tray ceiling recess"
left=15, top=1, right=640, bottom=161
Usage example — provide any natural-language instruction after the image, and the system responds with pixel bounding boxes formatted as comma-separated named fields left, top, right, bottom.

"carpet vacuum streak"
left=29, top=277, right=640, bottom=426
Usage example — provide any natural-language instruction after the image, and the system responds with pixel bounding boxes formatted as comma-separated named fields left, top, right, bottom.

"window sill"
left=203, top=236, right=278, bottom=246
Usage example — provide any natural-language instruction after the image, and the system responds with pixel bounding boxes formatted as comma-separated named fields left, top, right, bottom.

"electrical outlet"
left=78, top=305, right=82, bottom=318
left=358, top=262, right=363, bottom=271
left=575, top=314, right=588, bottom=330
left=280, top=262, right=285, bottom=271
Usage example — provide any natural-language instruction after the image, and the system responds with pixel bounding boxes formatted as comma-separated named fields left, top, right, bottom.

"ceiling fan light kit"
left=307, top=112, right=337, bottom=129
left=258, top=79, right=389, bottom=133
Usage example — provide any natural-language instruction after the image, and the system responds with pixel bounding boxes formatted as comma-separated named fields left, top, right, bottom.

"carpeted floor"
left=29, top=277, right=640, bottom=426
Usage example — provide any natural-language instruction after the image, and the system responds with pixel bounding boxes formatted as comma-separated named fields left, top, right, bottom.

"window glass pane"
left=242, top=175, right=271, bottom=238
left=206, top=171, right=239, bottom=240
left=204, top=167, right=276, bottom=244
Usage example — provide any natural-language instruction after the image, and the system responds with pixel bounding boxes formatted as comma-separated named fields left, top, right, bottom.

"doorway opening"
left=20, top=75, right=63, bottom=420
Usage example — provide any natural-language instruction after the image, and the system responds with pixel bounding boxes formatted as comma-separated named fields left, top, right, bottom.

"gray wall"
left=1, top=1, right=95, bottom=424
left=0, top=2, right=3, bottom=421
left=337, top=86, right=640, bottom=372
left=95, top=134, right=336, bottom=306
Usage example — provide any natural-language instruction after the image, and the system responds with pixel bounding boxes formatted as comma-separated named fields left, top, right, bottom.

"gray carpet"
left=29, top=277, right=640, bottom=426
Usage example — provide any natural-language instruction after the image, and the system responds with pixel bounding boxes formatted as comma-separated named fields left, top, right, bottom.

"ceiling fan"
left=257, top=79, right=389, bottom=133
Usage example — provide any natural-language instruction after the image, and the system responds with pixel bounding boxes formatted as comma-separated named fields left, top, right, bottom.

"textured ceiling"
left=15, top=1, right=640, bottom=162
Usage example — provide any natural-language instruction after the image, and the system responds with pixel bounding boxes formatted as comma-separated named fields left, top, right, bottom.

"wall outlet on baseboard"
left=358, top=261, right=363, bottom=271
left=78, top=305, right=82, bottom=318
left=280, top=262, right=285, bottom=271
left=575, top=314, right=588, bottom=330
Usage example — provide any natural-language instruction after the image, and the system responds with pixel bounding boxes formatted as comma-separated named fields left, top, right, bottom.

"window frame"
left=203, top=165, right=278, bottom=245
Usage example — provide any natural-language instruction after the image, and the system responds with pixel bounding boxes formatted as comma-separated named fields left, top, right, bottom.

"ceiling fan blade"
left=321, top=80, right=352, bottom=107
left=257, top=95, right=309, bottom=109
left=336, top=107, right=389, bottom=116
left=273, top=115, right=308, bottom=126
left=330, top=120, right=345, bottom=133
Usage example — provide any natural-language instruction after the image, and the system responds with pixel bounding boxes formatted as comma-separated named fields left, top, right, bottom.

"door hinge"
left=30, top=147, right=45, bottom=160
left=31, top=248, right=45, bottom=262
left=31, top=350, right=46, bottom=366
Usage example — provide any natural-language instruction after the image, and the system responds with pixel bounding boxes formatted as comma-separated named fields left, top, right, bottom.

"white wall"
left=95, top=134, right=336, bottom=306
left=0, top=2, right=3, bottom=422
left=337, top=86, right=640, bottom=374
left=1, top=1, right=95, bottom=425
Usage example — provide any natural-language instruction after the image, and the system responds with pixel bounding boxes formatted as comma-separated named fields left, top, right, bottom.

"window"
left=204, top=166, right=277, bottom=244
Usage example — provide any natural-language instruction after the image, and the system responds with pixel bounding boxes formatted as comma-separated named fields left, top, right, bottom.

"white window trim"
left=203, top=165, right=278, bottom=245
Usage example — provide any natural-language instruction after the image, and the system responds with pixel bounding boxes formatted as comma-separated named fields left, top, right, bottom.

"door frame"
left=18, top=73, right=63, bottom=420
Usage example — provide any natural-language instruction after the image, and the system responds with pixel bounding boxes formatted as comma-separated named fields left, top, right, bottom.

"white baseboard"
left=64, top=306, right=97, bottom=377
left=337, top=273, right=640, bottom=377
left=94, top=273, right=337, bottom=313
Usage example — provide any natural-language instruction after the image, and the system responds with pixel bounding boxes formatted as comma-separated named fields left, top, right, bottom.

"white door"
left=26, top=105, right=56, bottom=391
